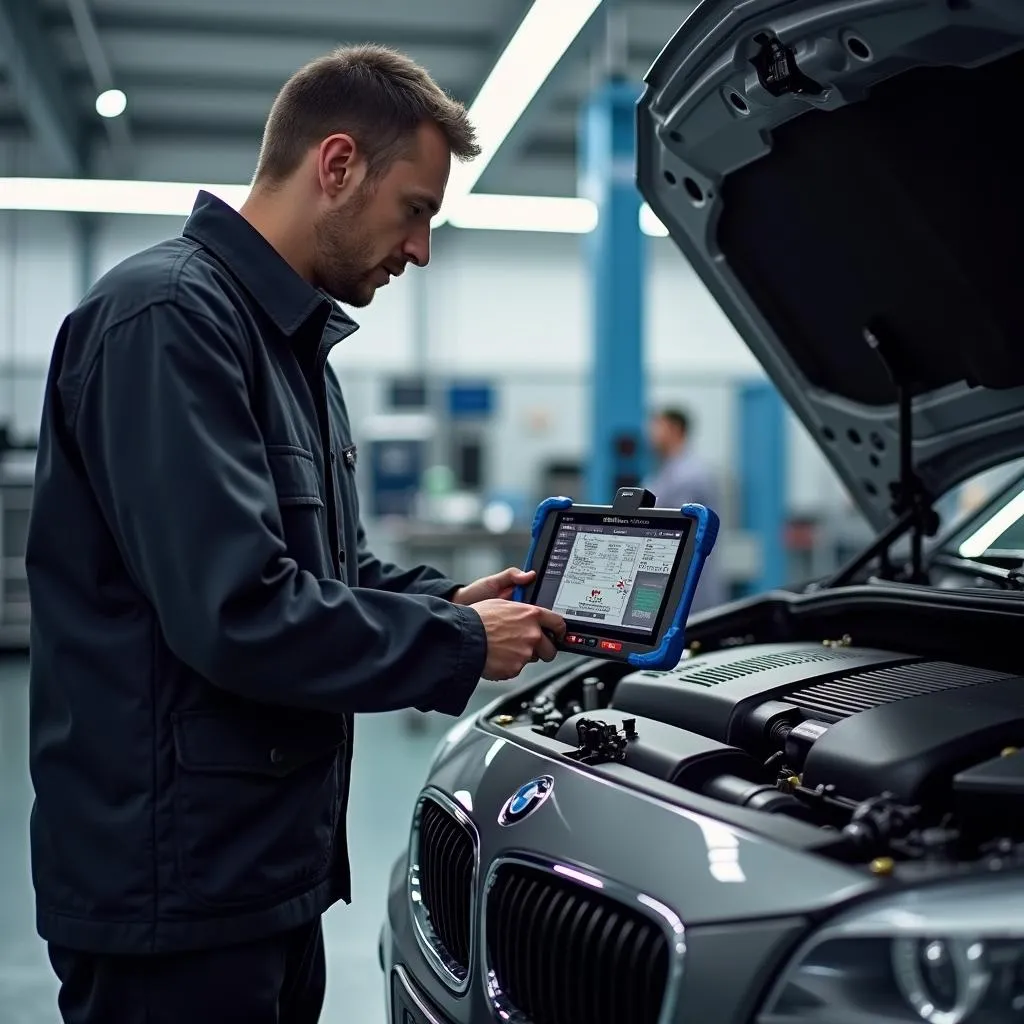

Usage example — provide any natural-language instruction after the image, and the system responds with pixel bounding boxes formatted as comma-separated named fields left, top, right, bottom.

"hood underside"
left=637, top=0, right=1024, bottom=529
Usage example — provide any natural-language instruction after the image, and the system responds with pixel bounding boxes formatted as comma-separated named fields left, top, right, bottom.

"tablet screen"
left=533, top=512, right=690, bottom=639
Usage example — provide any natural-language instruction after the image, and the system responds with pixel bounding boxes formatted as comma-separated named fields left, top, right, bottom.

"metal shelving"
left=0, top=450, right=34, bottom=649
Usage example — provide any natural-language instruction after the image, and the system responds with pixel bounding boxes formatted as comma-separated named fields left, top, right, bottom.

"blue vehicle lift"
left=580, top=78, right=646, bottom=503
left=738, top=380, right=787, bottom=592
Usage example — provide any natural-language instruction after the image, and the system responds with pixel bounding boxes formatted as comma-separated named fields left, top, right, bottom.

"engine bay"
left=482, top=593, right=1024, bottom=878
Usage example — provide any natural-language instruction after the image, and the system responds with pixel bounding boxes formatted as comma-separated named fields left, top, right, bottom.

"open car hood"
left=637, top=0, right=1024, bottom=531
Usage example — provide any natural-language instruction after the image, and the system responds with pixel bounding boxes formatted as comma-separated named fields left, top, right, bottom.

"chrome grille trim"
left=408, top=787, right=479, bottom=993
left=481, top=852, right=686, bottom=1024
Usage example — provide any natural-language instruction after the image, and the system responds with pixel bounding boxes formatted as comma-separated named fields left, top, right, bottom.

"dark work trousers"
left=48, top=919, right=326, bottom=1024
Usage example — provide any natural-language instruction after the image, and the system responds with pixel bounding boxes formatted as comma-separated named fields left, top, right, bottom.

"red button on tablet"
left=599, top=640, right=622, bottom=652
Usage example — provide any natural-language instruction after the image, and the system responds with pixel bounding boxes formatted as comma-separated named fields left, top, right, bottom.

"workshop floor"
left=0, top=654, right=539, bottom=1023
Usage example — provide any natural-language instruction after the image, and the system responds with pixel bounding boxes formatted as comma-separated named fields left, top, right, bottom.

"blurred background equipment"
left=363, top=413, right=434, bottom=519
left=0, top=428, right=34, bottom=647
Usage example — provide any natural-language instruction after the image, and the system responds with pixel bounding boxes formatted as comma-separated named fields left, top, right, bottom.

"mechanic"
left=646, top=406, right=726, bottom=611
left=25, top=45, right=565, bottom=1024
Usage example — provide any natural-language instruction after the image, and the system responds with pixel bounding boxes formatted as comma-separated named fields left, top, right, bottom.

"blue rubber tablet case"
left=513, top=487, right=720, bottom=671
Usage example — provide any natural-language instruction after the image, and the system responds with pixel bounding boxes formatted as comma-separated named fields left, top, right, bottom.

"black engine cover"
left=802, top=674, right=1024, bottom=804
left=611, top=643, right=913, bottom=743
left=612, top=642, right=1022, bottom=805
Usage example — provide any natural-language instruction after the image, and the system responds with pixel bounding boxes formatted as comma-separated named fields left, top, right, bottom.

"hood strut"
left=823, top=323, right=939, bottom=588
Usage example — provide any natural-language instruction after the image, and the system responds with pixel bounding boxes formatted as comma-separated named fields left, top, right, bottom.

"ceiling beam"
left=0, top=0, right=84, bottom=175
left=41, top=7, right=494, bottom=51
left=64, top=66, right=480, bottom=101
left=57, top=52, right=655, bottom=102
left=522, top=136, right=576, bottom=160
left=65, top=0, right=134, bottom=172
left=87, top=117, right=265, bottom=144
left=84, top=116, right=579, bottom=162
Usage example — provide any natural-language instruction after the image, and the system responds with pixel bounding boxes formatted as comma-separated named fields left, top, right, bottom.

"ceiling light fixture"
left=434, top=0, right=604, bottom=228
left=447, top=194, right=598, bottom=234
left=94, top=88, right=127, bottom=119
left=0, top=177, right=669, bottom=236
left=0, top=177, right=245, bottom=216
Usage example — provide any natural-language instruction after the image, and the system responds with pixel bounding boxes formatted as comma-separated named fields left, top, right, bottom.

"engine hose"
left=704, top=774, right=814, bottom=821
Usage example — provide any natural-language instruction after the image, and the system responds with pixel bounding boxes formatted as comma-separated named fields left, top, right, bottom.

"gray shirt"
left=645, top=450, right=726, bottom=613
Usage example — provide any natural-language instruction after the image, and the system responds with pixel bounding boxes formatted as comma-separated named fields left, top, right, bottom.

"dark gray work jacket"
left=26, top=191, right=486, bottom=955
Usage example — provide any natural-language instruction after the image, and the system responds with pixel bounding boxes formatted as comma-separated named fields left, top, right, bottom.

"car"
left=379, top=1, right=1024, bottom=1022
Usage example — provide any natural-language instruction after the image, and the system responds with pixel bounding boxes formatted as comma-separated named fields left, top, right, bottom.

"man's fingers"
left=535, top=635, right=558, bottom=663
left=536, top=608, right=566, bottom=640
left=487, top=568, right=535, bottom=602
left=499, top=567, right=534, bottom=585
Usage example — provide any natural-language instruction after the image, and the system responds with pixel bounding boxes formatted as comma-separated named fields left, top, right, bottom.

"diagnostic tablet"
left=513, top=487, right=720, bottom=671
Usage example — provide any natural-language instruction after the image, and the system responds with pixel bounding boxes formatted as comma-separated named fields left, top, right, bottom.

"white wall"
left=0, top=202, right=847, bottom=514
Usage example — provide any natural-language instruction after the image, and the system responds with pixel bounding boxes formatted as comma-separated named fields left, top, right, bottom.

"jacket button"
left=269, top=747, right=284, bottom=765
left=338, top=548, right=346, bottom=565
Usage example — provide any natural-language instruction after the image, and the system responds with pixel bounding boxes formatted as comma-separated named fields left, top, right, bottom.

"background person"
left=646, top=406, right=726, bottom=612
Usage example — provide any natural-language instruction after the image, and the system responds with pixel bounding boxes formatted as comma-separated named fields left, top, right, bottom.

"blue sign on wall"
left=447, top=383, right=494, bottom=419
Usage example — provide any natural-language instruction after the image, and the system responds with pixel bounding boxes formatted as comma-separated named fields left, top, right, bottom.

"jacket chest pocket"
left=266, top=445, right=330, bottom=575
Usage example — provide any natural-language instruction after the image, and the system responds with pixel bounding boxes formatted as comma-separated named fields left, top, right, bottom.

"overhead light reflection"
left=553, top=864, right=604, bottom=888
left=960, top=488, right=1024, bottom=557
left=694, top=817, right=746, bottom=883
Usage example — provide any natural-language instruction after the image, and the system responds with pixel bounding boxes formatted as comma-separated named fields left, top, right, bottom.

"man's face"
left=313, top=121, right=450, bottom=307
left=649, top=415, right=683, bottom=460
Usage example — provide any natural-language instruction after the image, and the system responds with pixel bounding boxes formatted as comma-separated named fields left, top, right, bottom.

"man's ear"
left=317, top=134, right=365, bottom=200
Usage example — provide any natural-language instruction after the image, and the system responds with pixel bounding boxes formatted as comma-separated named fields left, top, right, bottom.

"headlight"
left=761, top=874, right=1024, bottom=1024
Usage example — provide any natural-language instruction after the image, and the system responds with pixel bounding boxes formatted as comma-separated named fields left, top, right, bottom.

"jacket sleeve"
left=356, top=523, right=462, bottom=600
left=68, top=301, right=486, bottom=717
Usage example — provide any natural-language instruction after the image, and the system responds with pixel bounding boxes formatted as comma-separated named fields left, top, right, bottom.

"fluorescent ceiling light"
left=95, top=88, right=127, bottom=119
left=448, top=194, right=666, bottom=236
left=0, top=177, right=246, bottom=216
left=0, top=177, right=668, bottom=236
left=448, top=194, right=597, bottom=234
left=959, top=488, right=1024, bottom=558
left=435, top=0, right=603, bottom=227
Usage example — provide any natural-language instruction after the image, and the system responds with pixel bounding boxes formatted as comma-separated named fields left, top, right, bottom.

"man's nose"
left=402, top=226, right=431, bottom=269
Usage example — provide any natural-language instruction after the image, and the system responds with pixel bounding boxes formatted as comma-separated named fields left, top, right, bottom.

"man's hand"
left=472, top=600, right=566, bottom=681
left=452, top=567, right=535, bottom=607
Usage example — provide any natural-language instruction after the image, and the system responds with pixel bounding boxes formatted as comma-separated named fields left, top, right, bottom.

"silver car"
left=381, top=1, right=1024, bottom=1022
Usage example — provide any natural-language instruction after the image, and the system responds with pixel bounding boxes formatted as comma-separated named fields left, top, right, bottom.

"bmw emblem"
left=498, top=776, right=554, bottom=826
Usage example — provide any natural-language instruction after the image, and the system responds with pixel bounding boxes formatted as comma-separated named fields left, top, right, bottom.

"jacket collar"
left=182, top=190, right=359, bottom=346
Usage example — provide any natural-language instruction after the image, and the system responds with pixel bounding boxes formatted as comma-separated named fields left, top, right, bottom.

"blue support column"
left=738, top=380, right=787, bottom=593
left=580, top=79, right=646, bottom=503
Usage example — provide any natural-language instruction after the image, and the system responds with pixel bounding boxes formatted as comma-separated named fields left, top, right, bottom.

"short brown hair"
left=254, top=44, right=480, bottom=185
left=658, top=408, right=691, bottom=435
